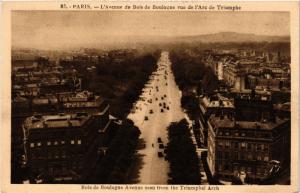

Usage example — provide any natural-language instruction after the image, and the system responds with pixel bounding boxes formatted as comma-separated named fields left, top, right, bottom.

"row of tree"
left=88, top=51, right=159, bottom=118
left=87, top=119, right=141, bottom=184
left=169, top=50, right=219, bottom=95
left=166, top=119, right=201, bottom=184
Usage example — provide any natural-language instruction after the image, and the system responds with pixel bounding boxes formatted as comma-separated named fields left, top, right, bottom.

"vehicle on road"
left=149, top=109, right=153, bottom=114
left=158, top=151, right=164, bottom=158
left=144, top=116, right=148, bottom=121
left=157, top=137, right=162, bottom=143
left=159, top=144, right=164, bottom=149
left=166, top=106, right=170, bottom=110
left=159, top=103, right=162, bottom=106
left=161, top=109, right=164, bottom=113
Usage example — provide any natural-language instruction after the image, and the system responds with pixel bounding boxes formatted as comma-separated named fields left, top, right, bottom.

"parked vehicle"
left=157, top=137, right=162, bottom=143
left=159, top=144, right=164, bottom=149
left=158, top=151, right=164, bottom=157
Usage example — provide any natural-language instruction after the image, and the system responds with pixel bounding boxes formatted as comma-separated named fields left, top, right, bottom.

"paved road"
left=127, top=51, right=187, bottom=184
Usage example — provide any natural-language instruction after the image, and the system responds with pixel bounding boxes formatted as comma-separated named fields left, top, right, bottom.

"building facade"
left=207, top=114, right=290, bottom=182
left=23, top=109, right=112, bottom=182
left=199, top=94, right=235, bottom=146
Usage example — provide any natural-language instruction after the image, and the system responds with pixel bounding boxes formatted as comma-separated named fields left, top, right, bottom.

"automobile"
left=159, top=144, right=165, bottom=149
left=166, top=106, right=170, bottom=110
left=149, top=109, right=153, bottom=114
left=161, top=97, right=164, bottom=100
left=158, top=151, right=164, bottom=157
left=159, top=103, right=162, bottom=106
left=144, top=116, right=148, bottom=121
left=164, top=94, right=167, bottom=97
left=157, top=137, right=162, bottom=143
left=161, top=109, right=164, bottom=113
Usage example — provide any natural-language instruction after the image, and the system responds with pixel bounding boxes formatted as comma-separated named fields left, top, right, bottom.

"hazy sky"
left=12, top=11, right=290, bottom=50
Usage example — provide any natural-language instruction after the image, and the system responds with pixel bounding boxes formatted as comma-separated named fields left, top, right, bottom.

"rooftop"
left=24, top=112, right=92, bottom=130
left=209, top=115, right=288, bottom=131
left=200, top=94, right=234, bottom=109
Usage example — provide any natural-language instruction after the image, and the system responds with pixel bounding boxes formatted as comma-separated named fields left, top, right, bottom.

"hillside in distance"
left=176, top=32, right=290, bottom=43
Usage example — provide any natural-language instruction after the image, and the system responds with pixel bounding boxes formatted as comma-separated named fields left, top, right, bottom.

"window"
left=30, top=143, right=35, bottom=148
left=240, top=153, right=245, bottom=160
left=218, top=141, right=223, bottom=147
left=235, top=132, right=239, bottom=136
left=218, top=164, right=222, bottom=171
left=234, top=142, right=239, bottom=149
left=47, top=141, right=51, bottom=146
left=257, top=144, right=262, bottom=151
left=77, top=140, right=81, bottom=145
left=225, top=132, right=230, bottom=136
left=225, top=141, right=230, bottom=148
left=224, top=164, right=229, bottom=171
left=247, top=153, right=253, bottom=160
left=257, top=167, right=262, bottom=175
left=257, top=155, right=262, bottom=161
left=62, top=151, right=66, bottom=158
left=247, top=143, right=252, bottom=150
left=241, top=133, right=246, bottom=137
left=264, top=156, right=269, bottom=162
left=264, top=145, right=269, bottom=151
left=61, top=140, right=65, bottom=145
left=71, top=140, right=75, bottom=145
left=247, top=167, right=252, bottom=173
left=54, top=141, right=58, bottom=145
left=233, top=152, right=238, bottom=160
left=241, top=142, right=246, bottom=148
left=217, top=151, right=222, bottom=159
left=37, top=142, right=41, bottom=147
left=224, top=152, right=229, bottom=159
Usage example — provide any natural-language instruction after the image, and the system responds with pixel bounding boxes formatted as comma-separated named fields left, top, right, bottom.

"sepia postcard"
left=1, top=1, right=299, bottom=193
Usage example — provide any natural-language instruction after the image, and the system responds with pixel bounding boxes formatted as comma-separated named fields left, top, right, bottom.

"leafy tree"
left=166, top=119, right=201, bottom=184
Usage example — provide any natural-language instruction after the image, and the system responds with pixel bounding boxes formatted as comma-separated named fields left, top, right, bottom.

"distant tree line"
left=166, top=119, right=201, bottom=184
left=169, top=50, right=219, bottom=95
